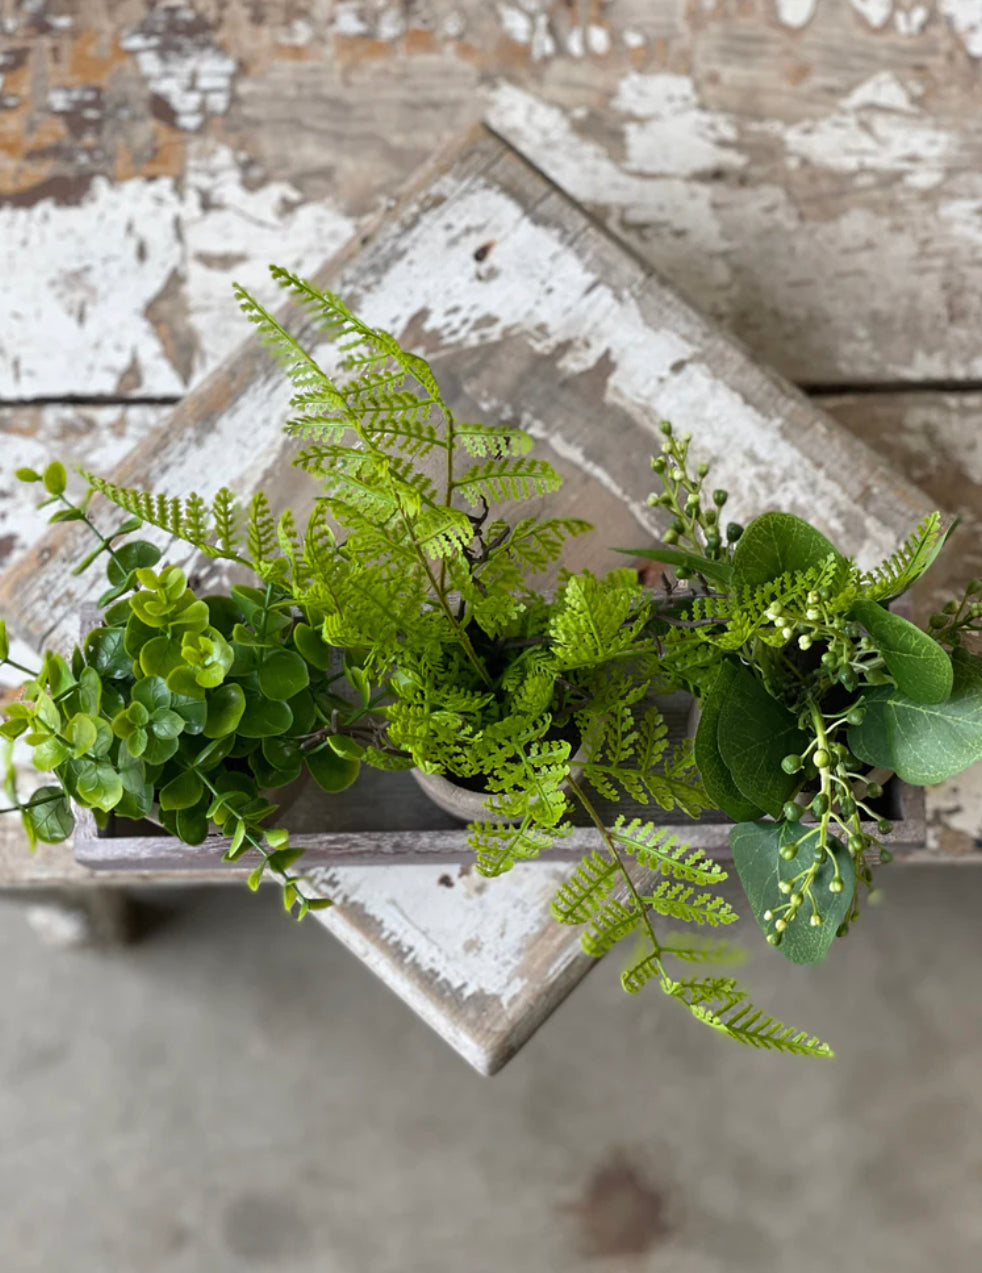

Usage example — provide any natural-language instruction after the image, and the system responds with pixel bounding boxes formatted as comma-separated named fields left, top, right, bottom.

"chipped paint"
left=940, top=0, right=982, bottom=56
left=850, top=0, right=894, bottom=29
left=612, top=74, right=746, bottom=177
left=120, top=7, right=237, bottom=132
left=0, top=141, right=355, bottom=396
left=776, top=0, right=818, bottom=30
left=895, top=4, right=929, bottom=35
left=309, top=861, right=573, bottom=1006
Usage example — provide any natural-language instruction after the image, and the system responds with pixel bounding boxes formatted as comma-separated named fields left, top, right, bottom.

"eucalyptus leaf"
left=22, top=787, right=74, bottom=845
left=203, top=683, right=246, bottom=739
left=716, top=665, right=809, bottom=818
left=159, top=769, right=204, bottom=811
left=730, top=821, right=854, bottom=964
left=851, top=599, right=952, bottom=704
left=258, top=649, right=310, bottom=700
left=237, top=696, right=293, bottom=740
left=693, top=663, right=765, bottom=822
left=106, top=540, right=162, bottom=587
left=84, top=627, right=132, bottom=679
left=73, top=759, right=124, bottom=812
left=306, top=746, right=359, bottom=793
left=848, top=649, right=982, bottom=784
left=293, top=622, right=332, bottom=671
left=731, top=512, right=842, bottom=589
left=132, top=677, right=171, bottom=714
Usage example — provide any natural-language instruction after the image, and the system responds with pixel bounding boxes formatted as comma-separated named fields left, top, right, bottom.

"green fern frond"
left=470, top=819, right=560, bottom=877
left=580, top=898, right=642, bottom=957
left=550, top=850, right=618, bottom=923
left=610, top=817, right=727, bottom=885
left=247, top=492, right=277, bottom=565
left=83, top=474, right=249, bottom=564
left=644, top=881, right=737, bottom=928
left=455, top=422, right=534, bottom=458
left=862, top=511, right=947, bottom=602
left=689, top=999, right=834, bottom=1058
left=621, top=950, right=663, bottom=994
left=660, top=934, right=745, bottom=965
left=484, top=517, right=593, bottom=575
left=667, top=975, right=746, bottom=1011
left=452, top=458, right=562, bottom=507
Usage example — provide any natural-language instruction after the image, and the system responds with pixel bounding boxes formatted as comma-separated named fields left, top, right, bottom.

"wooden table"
left=3, top=3, right=982, bottom=1071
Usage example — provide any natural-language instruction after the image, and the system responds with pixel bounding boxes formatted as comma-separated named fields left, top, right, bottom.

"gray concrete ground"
left=0, top=867, right=980, bottom=1273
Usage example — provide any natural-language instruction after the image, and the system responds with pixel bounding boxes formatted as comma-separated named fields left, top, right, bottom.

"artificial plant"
left=631, top=423, right=982, bottom=966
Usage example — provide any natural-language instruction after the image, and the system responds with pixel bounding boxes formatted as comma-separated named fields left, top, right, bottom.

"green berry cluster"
left=646, top=421, right=737, bottom=574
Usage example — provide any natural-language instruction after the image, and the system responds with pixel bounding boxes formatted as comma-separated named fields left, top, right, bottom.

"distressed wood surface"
left=5, top=2, right=982, bottom=398
left=2, top=126, right=971, bottom=1075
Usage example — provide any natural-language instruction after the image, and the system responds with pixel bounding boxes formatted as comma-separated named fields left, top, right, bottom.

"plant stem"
left=567, top=775, right=665, bottom=967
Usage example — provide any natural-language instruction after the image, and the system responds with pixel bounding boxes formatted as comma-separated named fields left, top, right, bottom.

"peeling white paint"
left=0, top=142, right=355, bottom=397
left=333, top=2, right=371, bottom=37
left=850, top=0, right=894, bottom=29
left=776, top=72, right=950, bottom=177
left=895, top=4, right=929, bottom=35
left=940, top=0, right=982, bottom=56
left=586, top=24, right=612, bottom=56
left=776, top=0, right=818, bottom=30
left=613, top=74, right=746, bottom=178
left=311, top=862, right=572, bottom=1006
left=121, top=19, right=237, bottom=132
left=497, top=3, right=532, bottom=44
left=622, top=28, right=646, bottom=49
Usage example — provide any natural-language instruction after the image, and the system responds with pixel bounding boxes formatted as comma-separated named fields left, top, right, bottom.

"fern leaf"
left=611, top=818, right=727, bottom=886
left=454, top=422, right=534, bottom=458
left=644, top=881, right=737, bottom=928
left=660, top=933, right=745, bottom=966
left=551, top=850, right=618, bottom=923
left=581, top=898, right=642, bottom=957
left=212, top=489, right=240, bottom=555
left=470, top=819, right=557, bottom=877
left=862, top=511, right=949, bottom=602
left=690, top=999, right=834, bottom=1058
left=452, top=458, right=562, bottom=507
left=621, top=950, right=662, bottom=994
left=247, top=492, right=278, bottom=565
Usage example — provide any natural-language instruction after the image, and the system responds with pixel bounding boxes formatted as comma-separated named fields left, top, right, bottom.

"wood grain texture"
left=5, top=2, right=982, bottom=396
left=0, top=126, right=963, bottom=1073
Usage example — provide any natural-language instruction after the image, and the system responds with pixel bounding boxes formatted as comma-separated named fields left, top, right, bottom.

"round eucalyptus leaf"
left=73, top=759, right=124, bottom=812
left=306, top=746, right=359, bottom=793
left=203, top=683, right=246, bottom=739
left=159, top=769, right=204, bottom=812
left=258, top=649, right=309, bottom=701
left=293, top=622, right=333, bottom=671
left=84, top=627, right=132, bottom=679
left=106, top=540, right=162, bottom=587
left=237, top=696, right=294, bottom=740
left=23, top=787, right=74, bottom=844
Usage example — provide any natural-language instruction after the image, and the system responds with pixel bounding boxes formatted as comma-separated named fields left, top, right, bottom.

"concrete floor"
left=0, top=868, right=980, bottom=1273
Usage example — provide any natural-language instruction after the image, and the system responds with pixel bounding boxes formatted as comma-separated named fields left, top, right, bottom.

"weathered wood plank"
left=5, top=3, right=982, bottom=395
left=0, top=126, right=961, bottom=1073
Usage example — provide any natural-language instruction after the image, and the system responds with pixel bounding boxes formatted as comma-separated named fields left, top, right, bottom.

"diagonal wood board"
left=0, top=126, right=937, bottom=1074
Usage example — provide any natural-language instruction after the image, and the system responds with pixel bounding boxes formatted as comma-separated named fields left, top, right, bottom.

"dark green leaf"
left=142, top=731, right=179, bottom=766
left=730, top=821, right=854, bottom=964
left=73, top=759, right=124, bottom=812
left=851, top=599, right=953, bottom=704
left=170, top=692, right=207, bottom=735
left=32, top=736, right=72, bottom=770
left=138, top=634, right=184, bottom=679
left=123, top=611, right=157, bottom=659
left=617, top=545, right=733, bottom=586
left=731, top=512, right=842, bottom=589
left=326, top=734, right=365, bottom=761
left=106, top=540, right=162, bottom=587
left=306, top=746, right=359, bottom=793
left=175, top=803, right=209, bottom=846
left=203, top=683, right=246, bottom=739
left=0, top=618, right=7, bottom=662
left=84, top=626, right=132, bottom=679
left=848, top=650, right=982, bottom=784
left=22, top=787, right=74, bottom=845
left=249, top=749, right=302, bottom=789
left=285, top=688, right=316, bottom=735
left=159, top=769, right=204, bottom=811
left=716, top=665, right=809, bottom=818
left=132, top=676, right=171, bottom=714
left=293, top=622, right=333, bottom=671
left=237, top=696, right=293, bottom=739
left=150, top=708, right=184, bottom=740
left=258, top=649, right=309, bottom=700
left=694, top=664, right=765, bottom=822
left=78, top=666, right=102, bottom=715
left=48, top=508, right=83, bottom=524
left=203, top=594, right=244, bottom=636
